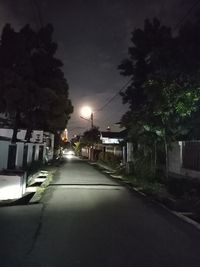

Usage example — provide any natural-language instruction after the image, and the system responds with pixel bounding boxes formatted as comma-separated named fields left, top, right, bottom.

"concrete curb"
left=93, top=161, right=200, bottom=231
left=29, top=170, right=54, bottom=203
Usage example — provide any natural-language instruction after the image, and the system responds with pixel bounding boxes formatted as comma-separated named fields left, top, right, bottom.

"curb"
left=29, top=170, right=54, bottom=203
left=93, top=162, right=200, bottom=231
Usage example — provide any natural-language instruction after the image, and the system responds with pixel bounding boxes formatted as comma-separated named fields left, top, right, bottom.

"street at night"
left=1, top=156, right=200, bottom=267
left=1, top=2, right=200, bottom=266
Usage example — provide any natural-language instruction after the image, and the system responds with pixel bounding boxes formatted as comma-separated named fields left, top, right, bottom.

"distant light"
left=80, top=106, right=92, bottom=118
left=64, top=154, right=74, bottom=160
left=66, top=150, right=74, bottom=155
left=63, top=149, right=75, bottom=156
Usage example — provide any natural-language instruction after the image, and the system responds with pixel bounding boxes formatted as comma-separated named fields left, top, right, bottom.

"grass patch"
left=124, top=173, right=167, bottom=196
left=30, top=170, right=55, bottom=203
left=98, top=152, right=122, bottom=170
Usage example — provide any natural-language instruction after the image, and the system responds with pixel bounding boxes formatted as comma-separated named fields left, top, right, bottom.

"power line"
left=96, top=2, right=200, bottom=113
left=173, top=0, right=200, bottom=31
left=97, top=78, right=132, bottom=112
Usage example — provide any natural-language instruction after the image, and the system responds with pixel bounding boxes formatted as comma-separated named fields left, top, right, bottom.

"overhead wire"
left=173, top=0, right=200, bottom=31
left=96, top=1, right=200, bottom=113
left=97, top=78, right=132, bottom=112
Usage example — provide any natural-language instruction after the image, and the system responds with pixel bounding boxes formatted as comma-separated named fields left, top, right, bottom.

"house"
left=100, top=130, right=126, bottom=145
left=99, top=130, right=127, bottom=160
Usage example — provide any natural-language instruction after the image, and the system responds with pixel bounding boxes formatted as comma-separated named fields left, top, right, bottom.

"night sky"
left=0, top=0, right=198, bottom=138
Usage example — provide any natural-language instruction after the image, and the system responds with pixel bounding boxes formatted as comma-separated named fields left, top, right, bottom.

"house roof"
left=100, top=129, right=127, bottom=139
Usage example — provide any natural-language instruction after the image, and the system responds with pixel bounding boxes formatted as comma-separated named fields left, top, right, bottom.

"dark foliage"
left=0, top=23, right=73, bottom=142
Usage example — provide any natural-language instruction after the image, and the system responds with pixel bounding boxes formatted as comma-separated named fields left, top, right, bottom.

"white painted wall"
left=168, top=142, right=182, bottom=174
left=169, top=141, right=200, bottom=179
left=30, top=130, right=43, bottom=143
left=15, top=142, right=24, bottom=168
left=123, top=146, right=126, bottom=164
left=0, top=128, right=27, bottom=140
left=44, top=132, right=54, bottom=161
left=34, top=144, right=40, bottom=161
left=0, top=128, right=44, bottom=142
left=0, top=173, right=26, bottom=200
left=27, top=143, right=34, bottom=165
left=127, top=142, right=133, bottom=162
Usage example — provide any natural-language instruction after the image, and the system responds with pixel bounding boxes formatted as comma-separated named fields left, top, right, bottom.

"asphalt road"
left=1, top=156, right=200, bottom=267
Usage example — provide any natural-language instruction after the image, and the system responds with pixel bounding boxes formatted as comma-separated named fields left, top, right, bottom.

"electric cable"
left=173, top=0, right=200, bottom=31
left=97, top=78, right=132, bottom=112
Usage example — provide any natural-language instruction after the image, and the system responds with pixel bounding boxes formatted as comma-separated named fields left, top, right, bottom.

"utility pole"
left=91, top=112, right=94, bottom=128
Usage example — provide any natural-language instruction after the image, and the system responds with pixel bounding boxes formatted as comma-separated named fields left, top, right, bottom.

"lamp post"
left=80, top=106, right=94, bottom=128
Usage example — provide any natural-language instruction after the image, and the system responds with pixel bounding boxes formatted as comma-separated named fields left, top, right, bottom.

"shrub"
left=98, top=151, right=121, bottom=169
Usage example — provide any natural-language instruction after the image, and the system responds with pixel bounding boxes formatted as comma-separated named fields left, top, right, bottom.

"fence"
left=105, top=145, right=123, bottom=157
left=182, top=141, right=200, bottom=171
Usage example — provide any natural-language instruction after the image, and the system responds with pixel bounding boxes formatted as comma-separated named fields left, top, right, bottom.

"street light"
left=80, top=106, right=94, bottom=128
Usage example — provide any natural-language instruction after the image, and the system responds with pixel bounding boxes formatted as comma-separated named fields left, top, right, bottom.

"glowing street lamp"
left=80, top=106, right=94, bottom=128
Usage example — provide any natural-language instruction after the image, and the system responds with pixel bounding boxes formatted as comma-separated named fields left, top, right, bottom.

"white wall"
left=27, top=143, right=34, bottom=165
left=0, top=128, right=44, bottom=142
left=30, top=130, right=43, bottom=143
left=127, top=142, right=133, bottom=162
left=15, top=142, right=24, bottom=168
left=34, top=144, right=40, bottom=161
left=0, top=128, right=27, bottom=140
left=169, top=141, right=200, bottom=179
left=0, top=172, right=26, bottom=200
left=168, top=142, right=182, bottom=174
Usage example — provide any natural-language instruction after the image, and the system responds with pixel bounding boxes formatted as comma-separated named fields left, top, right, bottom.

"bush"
left=98, top=151, right=122, bottom=169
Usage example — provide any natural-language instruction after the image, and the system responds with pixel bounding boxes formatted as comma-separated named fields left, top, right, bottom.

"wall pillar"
left=15, top=142, right=24, bottom=168
left=0, top=140, right=10, bottom=171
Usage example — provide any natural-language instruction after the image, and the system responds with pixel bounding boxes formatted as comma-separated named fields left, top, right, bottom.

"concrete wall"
left=44, top=132, right=54, bottom=161
left=169, top=141, right=200, bottom=179
left=168, top=142, right=182, bottom=174
left=0, top=128, right=26, bottom=140
left=0, top=140, right=10, bottom=170
left=0, top=129, right=53, bottom=170
left=15, top=142, right=24, bottom=169
left=34, top=144, right=40, bottom=161
left=0, top=128, right=44, bottom=142
left=27, top=143, right=34, bottom=165
left=0, top=172, right=26, bottom=200
left=127, top=142, right=133, bottom=162
left=30, top=130, right=43, bottom=143
left=81, top=147, right=89, bottom=158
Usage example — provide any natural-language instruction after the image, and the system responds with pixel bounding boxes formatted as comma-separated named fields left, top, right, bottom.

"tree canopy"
left=118, top=18, right=200, bottom=174
left=81, top=126, right=100, bottom=146
left=0, top=23, right=73, bottom=142
left=119, top=18, right=200, bottom=146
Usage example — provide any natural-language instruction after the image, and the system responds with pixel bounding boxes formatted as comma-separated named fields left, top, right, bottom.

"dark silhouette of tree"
left=118, top=18, right=200, bottom=175
left=81, top=126, right=100, bottom=146
left=0, top=23, right=73, bottom=142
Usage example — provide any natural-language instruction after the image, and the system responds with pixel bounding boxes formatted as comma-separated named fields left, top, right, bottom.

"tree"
left=118, top=18, right=200, bottom=176
left=81, top=126, right=100, bottom=146
left=0, top=23, right=73, bottom=142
